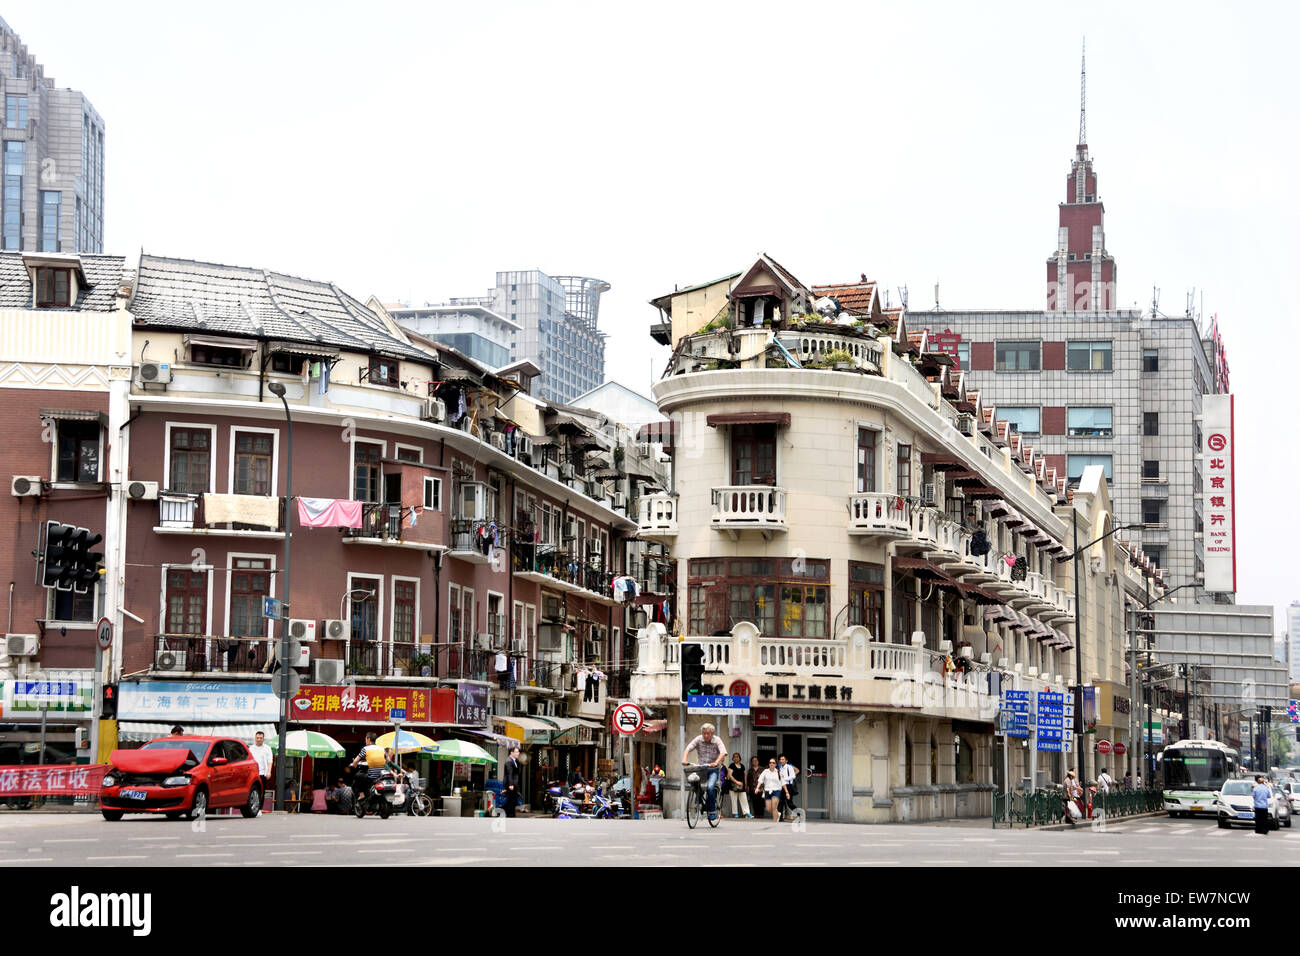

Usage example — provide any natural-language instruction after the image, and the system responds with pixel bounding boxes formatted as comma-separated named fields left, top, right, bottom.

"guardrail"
left=992, top=787, right=1164, bottom=828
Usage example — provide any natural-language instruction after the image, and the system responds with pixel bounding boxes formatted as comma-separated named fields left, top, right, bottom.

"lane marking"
left=270, top=851, right=323, bottom=856
left=174, top=853, right=234, bottom=858
left=87, top=855, right=147, bottom=860
left=0, top=857, right=53, bottom=863
left=44, top=838, right=100, bottom=843
left=357, top=848, right=414, bottom=854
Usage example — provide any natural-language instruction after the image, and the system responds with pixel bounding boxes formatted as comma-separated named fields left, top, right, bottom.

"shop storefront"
left=115, top=680, right=279, bottom=747
left=493, top=714, right=555, bottom=807
left=0, top=674, right=96, bottom=765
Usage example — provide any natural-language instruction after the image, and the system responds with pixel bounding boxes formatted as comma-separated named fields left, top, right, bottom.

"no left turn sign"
left=612, top=702, right=644, bottom=736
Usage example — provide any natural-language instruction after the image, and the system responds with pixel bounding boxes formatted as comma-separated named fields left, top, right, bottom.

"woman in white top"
left=754, top=758, right=785, bottom=822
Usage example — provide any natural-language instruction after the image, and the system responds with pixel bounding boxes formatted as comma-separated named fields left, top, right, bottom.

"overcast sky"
left=9, top=1, right=1297, bottom=624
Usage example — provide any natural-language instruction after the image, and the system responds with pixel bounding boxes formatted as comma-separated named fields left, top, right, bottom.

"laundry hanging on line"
left=296, top=497, right=364, bottom=529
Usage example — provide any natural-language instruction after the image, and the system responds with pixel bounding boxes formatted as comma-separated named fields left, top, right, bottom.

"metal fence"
left=992, top=787, right=1164, bottom=828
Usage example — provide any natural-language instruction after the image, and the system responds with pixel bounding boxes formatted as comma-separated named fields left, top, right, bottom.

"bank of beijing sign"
left=1202, top=395, right=1236, bottom=593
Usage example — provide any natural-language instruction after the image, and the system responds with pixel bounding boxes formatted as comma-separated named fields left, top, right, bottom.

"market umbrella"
left=267, top=730, right=346, bottom=758
left=375, top=729, right=437, bottom=754
left=420, top=738, right=498, bottom=765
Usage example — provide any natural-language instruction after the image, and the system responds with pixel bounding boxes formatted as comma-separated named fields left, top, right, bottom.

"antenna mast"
left=1079, top=39, right=1087, bottom=145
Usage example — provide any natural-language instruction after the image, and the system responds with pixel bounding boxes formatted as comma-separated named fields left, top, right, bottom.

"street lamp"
left=267, top=381, right=293, bottom=812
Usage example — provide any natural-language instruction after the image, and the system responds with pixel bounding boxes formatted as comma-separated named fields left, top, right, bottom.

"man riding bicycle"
left=681, top=722, right=727, bottom=822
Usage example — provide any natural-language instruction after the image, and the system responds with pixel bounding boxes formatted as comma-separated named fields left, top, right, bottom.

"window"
left=50, top=587, right=94, bottom=623
left=233, top=432, right=273, bottom=495
left=1067, top=341, right=1112, bottom=371
left=779, top=585, right=828, bottom=639
left=1067, top=407, right=1113, bottom=437
left=3, top=140, right=23, bottom=250
left=229, top=558, right=270, bottom=638
left=731, top=425, right=776, bottom=485
left=392, top=580, right=417, bottom=647
left=1143, top=349, right=1159, bottom=373
left=998, top=407, right=1040, bottom=436
left=892, top=573, right=914, bottom=643
left=166, top=569, right=207, bottom=634
left=848, top=562, right=885, bottom=639
left=56, top=421, right=100, bottom=482
left=4, top=94, right=27, bottom=128
left=353, top=442, right=383, bottom=503
left=729, top=584, right=775, bottom=636
left=1142, top=460, right=1160, bottom=479
left=35, top=267, right=71, bottom=307
left=270, top=352, right=322, bottom=374
left=39, top=191, right=60, bottom=252
left=956, top=342, right=970, bottom=369
left=1142, top=500, right=1164, bottom=525
left=169, top=427, right=212, bottom=493
left=423, top=476, right=442, bottom=510
left=1145, top=549, right=1164, bottom=569
left=190, top=344, right=246, bottom=367
left=856, top=428, right=877, bottom=493
left=896, top=444, right=911, bottom=497
left=1067, top=455, right=1113, bottom=483
left=1143, top=412, right=1159, bottom=436
left=396, top=446, right=422, bottom=464
left=368, top=356, right=399, bottom=387
left=995, top=342, right=1040, bottom=371
left=350, top=578, right=381, bottom=643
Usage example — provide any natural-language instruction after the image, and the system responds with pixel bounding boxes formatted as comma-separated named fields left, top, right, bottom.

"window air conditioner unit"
left=560, top=463, right=575, bottom=480
left=126, top=480, right=159, bottom=500
left=491, top=433, right=507, bottom=452
left=288, top=619, right=317, bottom=642
left=613, top=491, right=627, bottom=511
left=295, top=644, right=311, bottom=668
left=5, top=633, right=39, bottom=657
left=154, top=649, right=184, bottom=672
left=477, top=632, right=492, bottom=651
left=422, top=397, right=446, bottom=422
left=512, top=637, right=528, bottom=654
left=11, top=476, right=42, bottom=497
left=516, top=436, right=532, bottom=458
left=531, top=701, right=548, bottom=716
left=956, top=415, right=974, bottom=436
left=322, top=619, right=348, bottom=640
left=139, top=362, right=172, bottom=385
left=563, top=520, right=577, bottom=541
left=512, top=694, right=530, bottom=713
left=922, top=483, right=936, bottom=505
left=314, top=659, right=345, bottom=684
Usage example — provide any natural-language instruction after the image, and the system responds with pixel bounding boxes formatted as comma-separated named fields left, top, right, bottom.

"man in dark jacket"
left=502, top=746, right=524, bottom=817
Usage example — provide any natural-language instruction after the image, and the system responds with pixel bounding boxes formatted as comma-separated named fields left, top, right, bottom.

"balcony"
left=783, top=329, right=884, bottom=374
left=896, top=505, right=939, bottom=552
left=711, top=485, right=787, bottom=537
left=926, top=519, right=967, bottom=568
left=342, top=502, right=404, bottom=542
left=155, top=493, right=285, bottom=538
left=447, top=518, right=496, bottom=565
left=153, top=634, right=273, bottom=675
left=632, top=622, right=1001, bottom=723
left=637, top=493, right=679, bottom=540
left=847, top=493, right=909, bottom=537
left=954, top=536, right=1000, bottom=583
left=510, top=543, right=616, bottom=606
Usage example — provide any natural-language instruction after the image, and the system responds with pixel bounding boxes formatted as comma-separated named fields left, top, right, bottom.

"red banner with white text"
left=0, top=764, right=108, bottom=796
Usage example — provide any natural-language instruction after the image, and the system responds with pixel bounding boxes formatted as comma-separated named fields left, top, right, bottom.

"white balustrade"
left=712, top=486, right=787, bottom=527
left=638, top=493, right=678, bottom=536
left=848, top=492, right=909, bottom=535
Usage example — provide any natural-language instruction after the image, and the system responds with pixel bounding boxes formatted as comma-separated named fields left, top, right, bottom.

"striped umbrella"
left=375, top=729, right=437, bottom=754
left=421, top=738, right=497, bottom=765
left=267, top=730, right=346, bottom=758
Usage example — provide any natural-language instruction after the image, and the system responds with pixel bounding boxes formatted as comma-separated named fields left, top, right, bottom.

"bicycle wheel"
left=707, top=793, right=721, bottom=828
left=685, top=787, right=700, bottom=829
left=410, top=793, right=433, bottom=817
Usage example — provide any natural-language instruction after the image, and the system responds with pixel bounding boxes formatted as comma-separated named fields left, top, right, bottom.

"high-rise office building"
left=1288, top=601, right=1300, bottom=684
left=912, top=54, right=1229, bottom=603
left=385, top=301, right=519, bottom=370
left=0, top=18, right=105, bottom=254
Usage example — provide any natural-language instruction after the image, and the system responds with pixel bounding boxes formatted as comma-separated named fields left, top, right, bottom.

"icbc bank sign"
left=1201, top=395, right=1236, bottom=593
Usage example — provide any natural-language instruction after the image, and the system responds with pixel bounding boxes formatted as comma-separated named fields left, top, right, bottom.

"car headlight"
left=162, top=775, right=192, bottom=787
left=101, top=773, right=117, bottom=788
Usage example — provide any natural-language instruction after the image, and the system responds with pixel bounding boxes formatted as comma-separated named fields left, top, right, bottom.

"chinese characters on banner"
left=1201, top=394, right=1236, bottom=593
left=289, top=685, right=455, bottom=724
left=0, top=764, right=109, bottom=796
left=454, top=683, right=489, bottom=727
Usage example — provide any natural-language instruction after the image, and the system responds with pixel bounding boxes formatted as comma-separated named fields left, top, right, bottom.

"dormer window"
left=36, top=267, right=71, bottom=307
left=369, top=356, right=399, bottom=387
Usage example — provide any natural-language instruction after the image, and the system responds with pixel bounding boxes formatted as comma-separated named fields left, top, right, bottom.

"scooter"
left=546, top=785, right=584, bottom=819
left=354, top=770, right=399, bottom=819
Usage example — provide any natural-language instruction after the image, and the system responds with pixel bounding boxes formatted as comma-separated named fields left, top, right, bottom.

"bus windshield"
left=1163, top=749, right=1233, bottom=792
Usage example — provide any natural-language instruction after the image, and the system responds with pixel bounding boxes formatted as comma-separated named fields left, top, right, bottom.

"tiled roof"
left=811, top=281, right=876, bottom=315
left=0, top=253, right=128, bottom=311
left=130, top=254, right=430, bottom=362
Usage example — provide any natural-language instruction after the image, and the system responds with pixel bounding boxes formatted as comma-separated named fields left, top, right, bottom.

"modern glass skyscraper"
left=0, top=18, right=105, bottom=253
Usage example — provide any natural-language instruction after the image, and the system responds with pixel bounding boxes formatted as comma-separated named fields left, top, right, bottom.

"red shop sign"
left=752, top=708, right=775, bottom=727
left=0, top=764, right=109, bottom=796
left=729, top=680, right=751, bottom=698
left=290, top=685, right=455, bottom=724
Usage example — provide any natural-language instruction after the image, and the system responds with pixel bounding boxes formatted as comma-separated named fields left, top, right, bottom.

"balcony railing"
left=342, top=502, right=404, bottom=542
left=637, top=493, right=678, bottom=537
left=848, top=492, right=909, bottom=536
left=712, top=485, right=787, bottom=529
left=154, top=634, right=273, bottom=674
left=157, top=493, right=285, bottom=532
left=784, top=330, right=883, bottom=373
left=511, top=543, right=612, bottom=600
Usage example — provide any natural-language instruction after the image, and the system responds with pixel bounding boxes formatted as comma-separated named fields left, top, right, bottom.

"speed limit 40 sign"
left=612, top=702, right=644, bottom=736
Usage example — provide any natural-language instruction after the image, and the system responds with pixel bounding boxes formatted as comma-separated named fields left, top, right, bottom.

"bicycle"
left=682, top=764, right=722, bottom=829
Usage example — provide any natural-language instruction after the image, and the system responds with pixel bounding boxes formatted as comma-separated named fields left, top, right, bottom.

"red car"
left=100, top=736, right=263, bottom=821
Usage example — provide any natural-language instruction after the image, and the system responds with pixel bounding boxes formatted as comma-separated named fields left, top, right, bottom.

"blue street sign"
left=390, top=708, right=406, bottom=721
left=263, top=597, right=284, bottom=621
left=687, top=694, right=750, bottom=714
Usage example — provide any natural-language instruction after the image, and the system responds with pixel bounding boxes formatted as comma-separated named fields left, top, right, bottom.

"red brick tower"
left=1047, top=43, right=1116, bottom=312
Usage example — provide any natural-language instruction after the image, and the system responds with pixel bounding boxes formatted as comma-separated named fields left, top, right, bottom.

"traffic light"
left=1262, top=706, right=1272, bottom=724
left=101, top=683, right=117, bottom=719
left=40, top=522, right=103, bottom=593
left=42, top=522, right=77, bottom=589
left=680, top=643, right=705, bottom=702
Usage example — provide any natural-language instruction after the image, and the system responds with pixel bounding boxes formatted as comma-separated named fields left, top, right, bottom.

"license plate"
left=121, top=790, right=148, bottom=801
left=1237, top=812, right=1253, bottom=819
left=1190, top=805, right=1202, bottom=812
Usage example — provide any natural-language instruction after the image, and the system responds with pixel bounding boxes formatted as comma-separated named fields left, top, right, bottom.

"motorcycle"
left=354, top=770, right=399, bottom=819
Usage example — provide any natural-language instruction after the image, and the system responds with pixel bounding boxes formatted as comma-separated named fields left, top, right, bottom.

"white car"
left=1283, top=780, right=1300, bottom=815
left=1215, top=779, right=1284, bottom=829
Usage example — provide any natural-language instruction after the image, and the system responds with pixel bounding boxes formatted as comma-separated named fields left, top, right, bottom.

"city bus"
left=1160, top=739, right=1240, bottom=818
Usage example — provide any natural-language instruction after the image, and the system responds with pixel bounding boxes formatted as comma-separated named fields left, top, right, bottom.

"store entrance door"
left=755, top=732, right=831, bottom=820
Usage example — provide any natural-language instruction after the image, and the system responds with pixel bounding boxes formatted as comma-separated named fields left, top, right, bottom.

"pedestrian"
left=502, top=745, right=523, bottom=818
left=1123, top=771, right=1132, bottom=791
left=755, top=758, right=784, bottom=822
left=746, top=756, right=764, bottom=819
left=333, top=778, right=354, bottom=815
left=248, top=731, right=274, bottom=799
left=1252, top=775, right=1272, bottom=835
left=169, top=725, right=184, bottom=736
left=1097, top=767, right=1114, bottom=795
left=727, top=752, right=751, bottom=818
left=1063, top=769, right=1084, bottom=824
left=777, top=753, right=800, bottom=821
